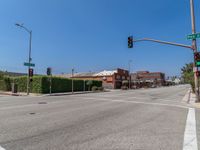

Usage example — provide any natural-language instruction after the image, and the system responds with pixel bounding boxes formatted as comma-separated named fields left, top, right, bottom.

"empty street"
left=0, top=85, right=198, bottom=150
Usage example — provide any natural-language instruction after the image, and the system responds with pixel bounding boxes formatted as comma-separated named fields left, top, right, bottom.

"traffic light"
left=128, top=36, right=133, bottom=48
left=196, top=71, right=200, bottom=77
left=194, top=52, right=200, bottom=67
left=29, top=68, right=33, bottom=77
left=47, top=67, right=52, bottom=76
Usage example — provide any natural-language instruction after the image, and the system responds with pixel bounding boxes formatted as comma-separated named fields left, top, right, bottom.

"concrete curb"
left=185, top=89, right=200, bottom=109
left=182, top=89, right=192, bottom=103
left=0, top=90, right=108, bottom=97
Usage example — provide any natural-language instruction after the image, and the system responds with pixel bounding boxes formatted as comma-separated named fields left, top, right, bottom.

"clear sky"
left=0, top=0, right=200, bottom=76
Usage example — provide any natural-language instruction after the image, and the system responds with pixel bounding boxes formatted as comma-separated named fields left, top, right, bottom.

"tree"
left=0, top=71, right=4, bottom=80
left=181, top=63, right=193, bottom=74
left=181, top=63, right=194, bottom=91
left=86, top=80, right=93, bottom=91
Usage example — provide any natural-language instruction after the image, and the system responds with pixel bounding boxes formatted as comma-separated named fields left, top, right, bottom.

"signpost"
left=24, top=62, right=35, bottom=67
left=187, top=33, right=200, bottom=40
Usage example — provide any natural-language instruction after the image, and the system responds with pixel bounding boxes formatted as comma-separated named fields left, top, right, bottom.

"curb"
left=182, top=89, right=192, bottom=103
left=186, top=89, right=200, bottom=109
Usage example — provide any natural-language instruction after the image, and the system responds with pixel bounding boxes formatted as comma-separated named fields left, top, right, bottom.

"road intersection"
left=0, top=85, right=198, bottom=150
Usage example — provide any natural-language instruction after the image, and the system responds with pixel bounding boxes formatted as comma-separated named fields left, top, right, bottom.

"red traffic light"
left=196, top=71, right=200, bottom=77
left=194, top=52, right=200, bottom=60
left=29, top=68, right=34, bottom=77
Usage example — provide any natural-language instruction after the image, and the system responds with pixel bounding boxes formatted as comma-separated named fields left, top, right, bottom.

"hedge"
left=1, top=76, right=102, bottom=94
left=0, top=77, right=11, bottom=91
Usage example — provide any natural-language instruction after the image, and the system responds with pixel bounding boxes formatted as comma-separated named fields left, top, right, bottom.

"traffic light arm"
left=133, top=38, right=194, bottom=50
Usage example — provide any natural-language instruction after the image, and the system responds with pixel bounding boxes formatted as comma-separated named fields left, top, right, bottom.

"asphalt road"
left=0, top=85, right=197, bottom=150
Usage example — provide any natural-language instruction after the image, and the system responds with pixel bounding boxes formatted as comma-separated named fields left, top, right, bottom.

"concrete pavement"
left=0, top=85, right=198, bottom=150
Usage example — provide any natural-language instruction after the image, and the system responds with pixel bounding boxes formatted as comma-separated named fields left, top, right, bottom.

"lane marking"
left=183, top=108, right=198, bottom=150
left=0, top=146, right=6, bottom=150
left=80, top=97, right=189, bottom=109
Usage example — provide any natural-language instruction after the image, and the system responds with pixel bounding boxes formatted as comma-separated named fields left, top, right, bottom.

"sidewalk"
left=0, top=90, right=107, bottom=97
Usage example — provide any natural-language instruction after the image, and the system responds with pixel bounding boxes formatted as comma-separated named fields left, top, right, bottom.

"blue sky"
left=0, top=0, right=200, bottom=76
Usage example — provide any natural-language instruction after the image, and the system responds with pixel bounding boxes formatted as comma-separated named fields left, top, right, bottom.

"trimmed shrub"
left=98, top=87, right=104, bottom=91
left=91, top=86, right=98, bottom=91
left=7, top=76, right=102, bottom=94
left=0, top=77, right=11, bottom=91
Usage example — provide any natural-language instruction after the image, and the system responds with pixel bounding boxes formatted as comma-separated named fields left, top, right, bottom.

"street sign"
left=24, top=62, right=35, bottom=67
left=187, top=33, right=200, bottom=40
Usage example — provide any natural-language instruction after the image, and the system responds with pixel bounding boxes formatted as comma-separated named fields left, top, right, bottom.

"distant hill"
left=0, top=71, right=26, bottom=77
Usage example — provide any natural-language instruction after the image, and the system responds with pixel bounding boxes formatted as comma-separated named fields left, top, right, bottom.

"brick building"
left=72, top=68, right=129, bottom=89
left=131, top=71, right=165, bottom=87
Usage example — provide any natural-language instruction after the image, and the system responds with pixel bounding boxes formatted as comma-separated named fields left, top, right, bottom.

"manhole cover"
left=38, top=102, right=47, bottom=104
left=29, top=112, right=36, bottom=115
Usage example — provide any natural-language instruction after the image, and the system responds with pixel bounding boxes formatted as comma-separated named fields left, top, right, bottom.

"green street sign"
left=24, top=62, right=35, bottom=67
left=187, top=33, right=200, bottom=40
left=196, top=61, right=200, bottom=67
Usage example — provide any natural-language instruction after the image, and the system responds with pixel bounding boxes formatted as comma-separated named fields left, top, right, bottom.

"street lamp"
left=15, top=23, right=32, bottom=95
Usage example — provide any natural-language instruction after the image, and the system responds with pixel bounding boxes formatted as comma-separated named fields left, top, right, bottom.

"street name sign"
left=24, top=62, right=35, bottom=67
left=187, top=33, right=200, bottom=40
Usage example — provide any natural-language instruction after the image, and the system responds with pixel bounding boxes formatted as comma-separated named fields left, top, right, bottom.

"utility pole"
left=190, top=0, right=199, bottom=101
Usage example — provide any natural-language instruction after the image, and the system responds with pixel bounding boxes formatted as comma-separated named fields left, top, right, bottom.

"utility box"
left=12, top=83, right=18, bottom=93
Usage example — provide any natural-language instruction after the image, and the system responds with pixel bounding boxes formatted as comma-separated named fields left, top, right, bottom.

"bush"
left=98, top=87, right=104, bottom=91
left=5, top=76, right=103, bottom=94
left=91, top=86, right=98, bottom=91
left=0, top=77, right=11, bottom=91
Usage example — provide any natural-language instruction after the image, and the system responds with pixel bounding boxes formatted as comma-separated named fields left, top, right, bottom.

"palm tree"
left=181, top=63, right=193, bottom=74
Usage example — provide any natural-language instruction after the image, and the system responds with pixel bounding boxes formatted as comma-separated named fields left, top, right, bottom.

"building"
left=131, top=71, right=165, bottom=88
left=71, top=68, right=129, bottom=89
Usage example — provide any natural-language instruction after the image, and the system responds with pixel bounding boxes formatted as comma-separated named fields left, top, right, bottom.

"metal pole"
left=50, top=75, right=52, bottom=94
left=72, top=68, right=74, bottom=94
left=27, top=31, right=32, bottom=95
left=15, top=24, right=32, bottom=95
left=134, top=38, right=193, bottom=50
left=128, top=60, right=132, bottom=89
left=190, top=0, right=199, bottom=101
left=84, top=80, right=85, bottom=92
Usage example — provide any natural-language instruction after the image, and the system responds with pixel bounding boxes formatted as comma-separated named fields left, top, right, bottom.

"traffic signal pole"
left=190, top=0, right=199, bottom=102
left=133, top=37, right=199, bottom=100
left=133, top=38, right=193, bottom=49
left=128, top=0, right=199, bottom=101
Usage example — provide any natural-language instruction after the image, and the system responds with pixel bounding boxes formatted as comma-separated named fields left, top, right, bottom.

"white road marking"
left=183, top=108, right=198, bottom=150
left=0, top=146, right=6, bottom=150
left=80, top=97, right=189, bottom=109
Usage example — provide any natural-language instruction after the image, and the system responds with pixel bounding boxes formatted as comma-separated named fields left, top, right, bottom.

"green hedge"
left=6, top=76, right=102, bottom=94
left=0, top=77, right=11, bottom=91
